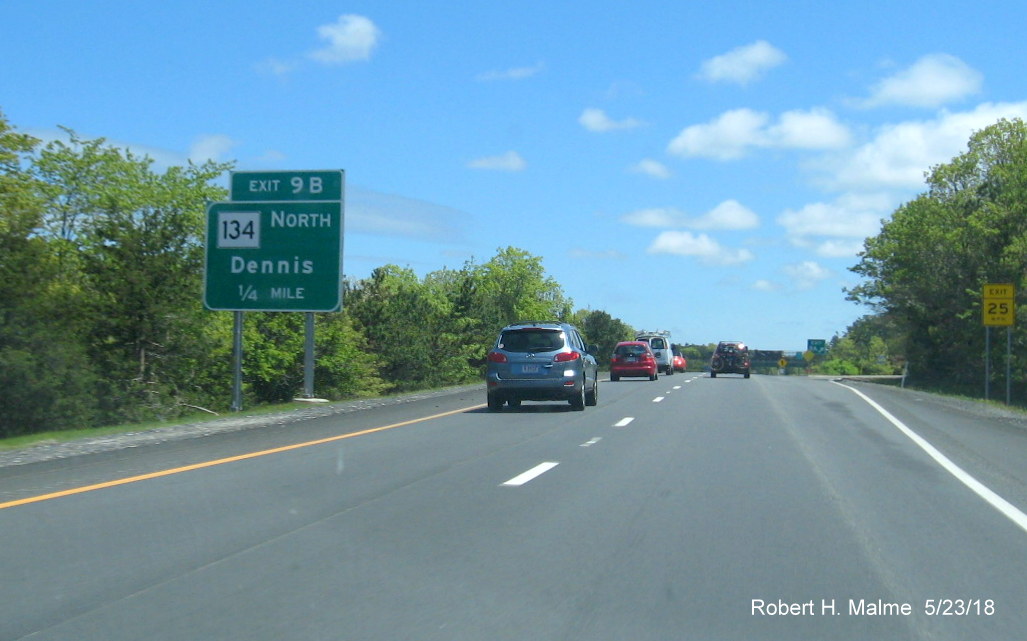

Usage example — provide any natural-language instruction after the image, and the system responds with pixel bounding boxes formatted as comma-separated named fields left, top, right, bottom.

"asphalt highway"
left=2, top=374, right=1026, bottom=640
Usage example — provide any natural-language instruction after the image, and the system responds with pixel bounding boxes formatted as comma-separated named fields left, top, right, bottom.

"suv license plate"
left=518, top=364, right=541, bottom=374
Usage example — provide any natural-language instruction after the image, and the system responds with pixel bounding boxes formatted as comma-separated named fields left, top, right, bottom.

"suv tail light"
left=487, top=351, right=507, bottom=363
left=554, top=351, right=581, bottom=363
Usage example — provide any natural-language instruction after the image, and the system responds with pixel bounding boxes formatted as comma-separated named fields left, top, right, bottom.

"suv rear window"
left=717, top=343, right=746, bottom=354
left=615, top=344, right=648, bottom=357
left=499, top=329, right=564, bottom=353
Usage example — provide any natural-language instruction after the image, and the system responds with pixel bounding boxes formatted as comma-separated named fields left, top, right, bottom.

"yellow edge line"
left=0, top=403, right=485, bottom=511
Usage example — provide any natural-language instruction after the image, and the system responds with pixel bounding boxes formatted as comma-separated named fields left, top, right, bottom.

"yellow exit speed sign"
left=983, top=283, right=1015, bottom=327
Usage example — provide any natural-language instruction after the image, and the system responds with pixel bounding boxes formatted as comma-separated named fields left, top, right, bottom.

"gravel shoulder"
left=0, top=384, right=483, bottom=468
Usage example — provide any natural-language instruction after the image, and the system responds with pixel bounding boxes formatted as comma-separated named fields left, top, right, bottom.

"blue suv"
left=485, top=322, right=599, bottom=411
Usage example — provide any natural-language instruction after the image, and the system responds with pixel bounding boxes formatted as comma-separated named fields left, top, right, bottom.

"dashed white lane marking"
left=580, top=437, right=602, bottom=448
left=614, top=417, right=634, bottom=428
left=834, top=381, right=1027, bottom=534
left=502, top=462, right=560, bottom=487
left=653, top=396, right=665, bottom=403
left=673, top=385, right=682, bottom=390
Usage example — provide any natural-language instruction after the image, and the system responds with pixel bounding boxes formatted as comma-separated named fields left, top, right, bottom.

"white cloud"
left=768, top=108, right=852, bottom=149
left=752, top=279, right=783, bottom=292
left=476, top=62, right=545, bottom=81
left=777, top=193, right=888, bottom=239
left=621, top=208, right=688, bottom=228
left=579, top=108, right=643, bottom=132
left=823, top=101, right=1027, bottom=191
left=814, top=239, right=867, bottom=258
left=467, top=151, right=526, bottom=171
left=667, top=108, right=769, bottom=160
left=863, top=54, right=983, bottom=108
left=309, top=14, right=381, bottom=64
left=630, top=158, right=671, bottom=179
left=780, top=104, right=1027, bottom=260
left=622, top=200, right=758, bottom=230
left=776, top=193, right=889, bottom=259
left=697, top=40, right=787, bottom=85
left=782, top=261, right=833, bottom=290
left=189, top=134, right=238, bottom=162
left=668, top=108, right=850, bottom=160
left=696, top=200, right=760, bottom=230
left=647, top=231, right=755, bottom=265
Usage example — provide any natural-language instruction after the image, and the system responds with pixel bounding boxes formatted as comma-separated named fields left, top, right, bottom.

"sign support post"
left=1007, top=325, right=1012, bottom=406
left=232, top=311, right=244, bottom=412
left=985, top=326, right=991, bottom=402
left=982, top=283, right=1015, bottom=405
left=304, top=312, right=316, bottom=399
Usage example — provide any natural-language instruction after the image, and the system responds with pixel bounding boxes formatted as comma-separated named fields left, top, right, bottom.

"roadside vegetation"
left=0, top=110, right=636, bottom=440
left=3, top=109, right=1027, bottom=439
left=837, top=118, right=1027, bottom=402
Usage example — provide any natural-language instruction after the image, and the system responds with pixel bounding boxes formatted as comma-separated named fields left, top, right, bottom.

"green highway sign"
left=204, top=200, right=343, bottom=311
left=230, top=170, right=344, bottom=202
left=807, top=339, right=827, bottom=355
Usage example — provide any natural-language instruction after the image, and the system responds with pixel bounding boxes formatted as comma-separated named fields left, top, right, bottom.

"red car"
left=610, top=341, right=659, bottom=381
left=673, top=350, right=687, bottom=373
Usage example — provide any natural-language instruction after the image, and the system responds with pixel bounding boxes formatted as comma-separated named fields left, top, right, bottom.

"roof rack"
left=635, top=329, right=671, bottom=337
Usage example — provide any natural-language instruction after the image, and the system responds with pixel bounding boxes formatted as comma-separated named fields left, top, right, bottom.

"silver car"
left=485, top=322, right=599, bottom=411
left=635, top=331, right=674, bottom=376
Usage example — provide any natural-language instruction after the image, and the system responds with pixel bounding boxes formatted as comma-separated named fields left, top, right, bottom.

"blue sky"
left=4, top=1, right=1027, bottom=350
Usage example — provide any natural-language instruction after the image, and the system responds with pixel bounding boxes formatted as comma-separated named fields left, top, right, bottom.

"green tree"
left=0, top=114, right=100, bottom=435
left=571, top=309, right=634, bottom=366
left=457, top=247, right=572, bottom=347
left=32, top=131, right=234, bottom=422
left=848, top=118, right=1027, bottom=393
left=346, top=264, right=466, bottom=391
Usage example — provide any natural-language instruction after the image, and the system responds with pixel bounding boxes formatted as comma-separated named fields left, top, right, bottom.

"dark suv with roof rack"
left=710, top=340, right=751, bottom=378
left=485, top=321, right=599, bottom=410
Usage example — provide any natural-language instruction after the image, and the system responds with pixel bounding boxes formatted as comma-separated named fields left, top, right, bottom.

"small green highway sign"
left=204, top=169, right=344, bottom=312
left=230, top=170, right=343, bottom=202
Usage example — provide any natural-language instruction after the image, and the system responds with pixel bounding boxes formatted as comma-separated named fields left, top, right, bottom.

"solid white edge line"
left=833, top=381, right=1027, bottom=534
left=502, top=462, right=560, bottom=487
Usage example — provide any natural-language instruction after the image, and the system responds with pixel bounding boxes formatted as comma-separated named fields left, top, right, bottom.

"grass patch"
left=0, top=400, right=305, bottom=452
left=0, top=384, right=479, bottom=453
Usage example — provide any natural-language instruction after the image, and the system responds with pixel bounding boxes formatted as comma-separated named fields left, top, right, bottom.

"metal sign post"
left=231, top=311, right=244, bottom=412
